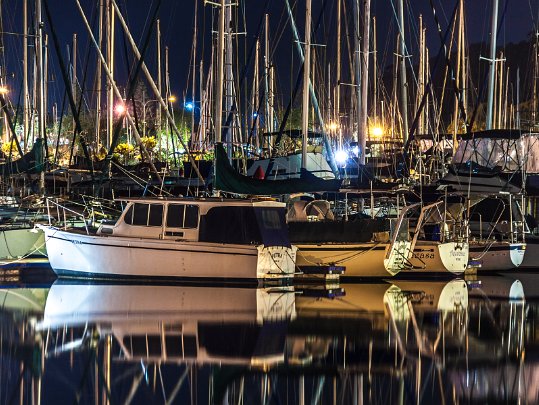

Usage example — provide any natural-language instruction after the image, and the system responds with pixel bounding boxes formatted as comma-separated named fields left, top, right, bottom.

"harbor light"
left=0, top=86, right=8, bottom=95
left=168, top=95, right=177, bottom=103
left=334, top=149, right=348, bottom=166
left=370, top=125, right=384, bottom=138
left=114, top=103, right=126, bottom=115
left=328, top=122, right=339, bottom=131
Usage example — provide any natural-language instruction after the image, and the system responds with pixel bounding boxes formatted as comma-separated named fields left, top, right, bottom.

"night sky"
left=0, top=0, right=537, bottom=110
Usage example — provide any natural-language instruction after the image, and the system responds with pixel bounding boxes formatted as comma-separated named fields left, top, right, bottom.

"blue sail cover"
left=254, top=207, right=291, bottom=248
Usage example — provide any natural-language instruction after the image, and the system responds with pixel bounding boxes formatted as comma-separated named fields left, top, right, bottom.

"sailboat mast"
left=95, top=1, right=103, bottom=146
left=352, top=0, right=361, bottom=144
left=398, top=0, right=409, bottom=142
left=23, top=0, right=29, bottom=150
left=157, top=19, right=162, bottom=135
left=301, top=0, right=312, bottom=170
left=191, top=0, right=198, bottom=143
left=224, top=0, right=233, bottom=160
left=486, top=0, right=499, bottom=130
left=214, top=0, right=225, bottom=144
left=36, top=0, right=45, bottom=146
left=336, top=0, right=342, bottom=147
left=359, top=0, right=371, bottom=165
left=106, top=0, right=115, bottom=148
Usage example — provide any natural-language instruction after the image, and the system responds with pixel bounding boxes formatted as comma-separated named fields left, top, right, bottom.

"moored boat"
left=38, top=197, right=297, bottom=281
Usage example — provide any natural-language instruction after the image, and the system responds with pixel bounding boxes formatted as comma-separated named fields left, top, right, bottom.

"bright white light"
left=352, top=146, right=359, bottom=156
left=335, top=150, right=348, bottom=165
left=114, top=103, right=126, bottom=115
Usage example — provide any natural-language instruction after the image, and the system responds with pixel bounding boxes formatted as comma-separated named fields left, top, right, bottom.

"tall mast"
left=72, top=33, right=77, bottom=135
left=359, top=0, right=371, bottom=165
left=156, top=19, right=162, bottom=135
left=373, top=16, right=377, bottom=124
left=301, top=0, right=312, bottom=170
left=336, top=0, right=342, bottom=147
left=252, top=39, right=260, bottom=148
left=264, top=13, right=272, bottom=134
left=417, top=15, right=425, bottom=134
left=106, top=0, right=115, bottom=148
left=214, top=0, right=226, bottom=144
left=191, top=0, right=198, bottom=143
left=486, top=0, right=499, bottom=130
left=36, top=0, right=45, bottom=145
left=352, top=0, right=361, bottom=144
left=397, top=0, right=409, bottom=141
left=23, top=0, right=29, bottom=150
left=224, top=0, right=233, bottom=160
left=95, top=0, right=104, bottom=146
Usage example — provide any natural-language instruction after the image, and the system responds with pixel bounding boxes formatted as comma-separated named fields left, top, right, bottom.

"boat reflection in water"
left=1, top=275, right=539, bottom=404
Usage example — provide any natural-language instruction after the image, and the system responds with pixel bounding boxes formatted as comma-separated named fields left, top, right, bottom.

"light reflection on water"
left=0, top=274, right=538, bottom=404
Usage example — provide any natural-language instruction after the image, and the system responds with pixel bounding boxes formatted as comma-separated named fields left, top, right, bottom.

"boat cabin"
left=98, top=198, right=291, bottom=247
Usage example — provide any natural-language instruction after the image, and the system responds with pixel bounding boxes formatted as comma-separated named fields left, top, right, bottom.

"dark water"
left=1, top=272, right=538, bottom=404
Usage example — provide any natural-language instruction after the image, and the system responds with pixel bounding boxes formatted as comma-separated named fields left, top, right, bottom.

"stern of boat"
left=384, top=240, right=412, bottom=276
left=256, top=245, right=298, bottom=280
left=438, top=242, right=469, bottom=275
left=510, top=243, right=526, bottom=268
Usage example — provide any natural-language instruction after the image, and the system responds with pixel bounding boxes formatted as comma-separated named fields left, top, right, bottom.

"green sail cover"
left=214, top=143, right=342, bottom=195
left=0, top=138, right=45, bottom=175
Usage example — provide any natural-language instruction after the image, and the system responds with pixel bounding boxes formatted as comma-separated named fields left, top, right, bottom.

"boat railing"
left=45, top=197, right=89, bottom=234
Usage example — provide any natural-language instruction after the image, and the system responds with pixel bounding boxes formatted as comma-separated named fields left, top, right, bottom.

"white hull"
left=0, top=227, right=46, bottom=259
left=403, top=241, right=469, bottom=275
left=40, top=226, right=297, bottom=281
left=469, top=242, right=526, bottom=270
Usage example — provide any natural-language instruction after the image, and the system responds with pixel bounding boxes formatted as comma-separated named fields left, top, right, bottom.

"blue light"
left=253, top=112, right=258, bottom=118
left=335, top=150, right=348, bottom=166
left=184, top=102, right=194, bottom=111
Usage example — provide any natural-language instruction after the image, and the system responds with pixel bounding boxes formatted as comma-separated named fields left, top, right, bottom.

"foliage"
left=113, top=143, right=136, bottom=164
left=1, top=140, right=20, bottom=159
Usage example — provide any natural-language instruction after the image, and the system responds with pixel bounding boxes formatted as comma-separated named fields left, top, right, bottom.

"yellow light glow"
left=370, top=126, right=384, bottom=137
left=328, top=122, right=339, bottom=131
left=0, top=86, right=9, bottom=95
left=168, top=95, right=177, bottom=103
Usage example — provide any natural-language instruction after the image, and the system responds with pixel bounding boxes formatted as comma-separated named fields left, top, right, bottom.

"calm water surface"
left=1, top=272, right=538, bottom=404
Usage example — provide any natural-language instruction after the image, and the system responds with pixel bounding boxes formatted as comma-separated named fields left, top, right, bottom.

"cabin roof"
left=116, top=196, right=284, bottom=207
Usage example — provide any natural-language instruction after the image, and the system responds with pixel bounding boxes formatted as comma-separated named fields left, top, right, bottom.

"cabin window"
left=124, top=203, right=163, bottom=227
left=166, top=204, right=199, bottom=228
left=148, top=204, right=164, bottom=226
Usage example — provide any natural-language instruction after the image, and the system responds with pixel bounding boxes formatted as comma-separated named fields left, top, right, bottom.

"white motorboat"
left=39, top=197, right=297, bottom=281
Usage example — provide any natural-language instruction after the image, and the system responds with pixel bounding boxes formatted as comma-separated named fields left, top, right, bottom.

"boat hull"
left=294, top=243, right=395, bottom=277
left=403, top=241, right=468, bottom=275
left=40, top=226, right=297, bottom=281
left=469, top=242, right=526, bottom=270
